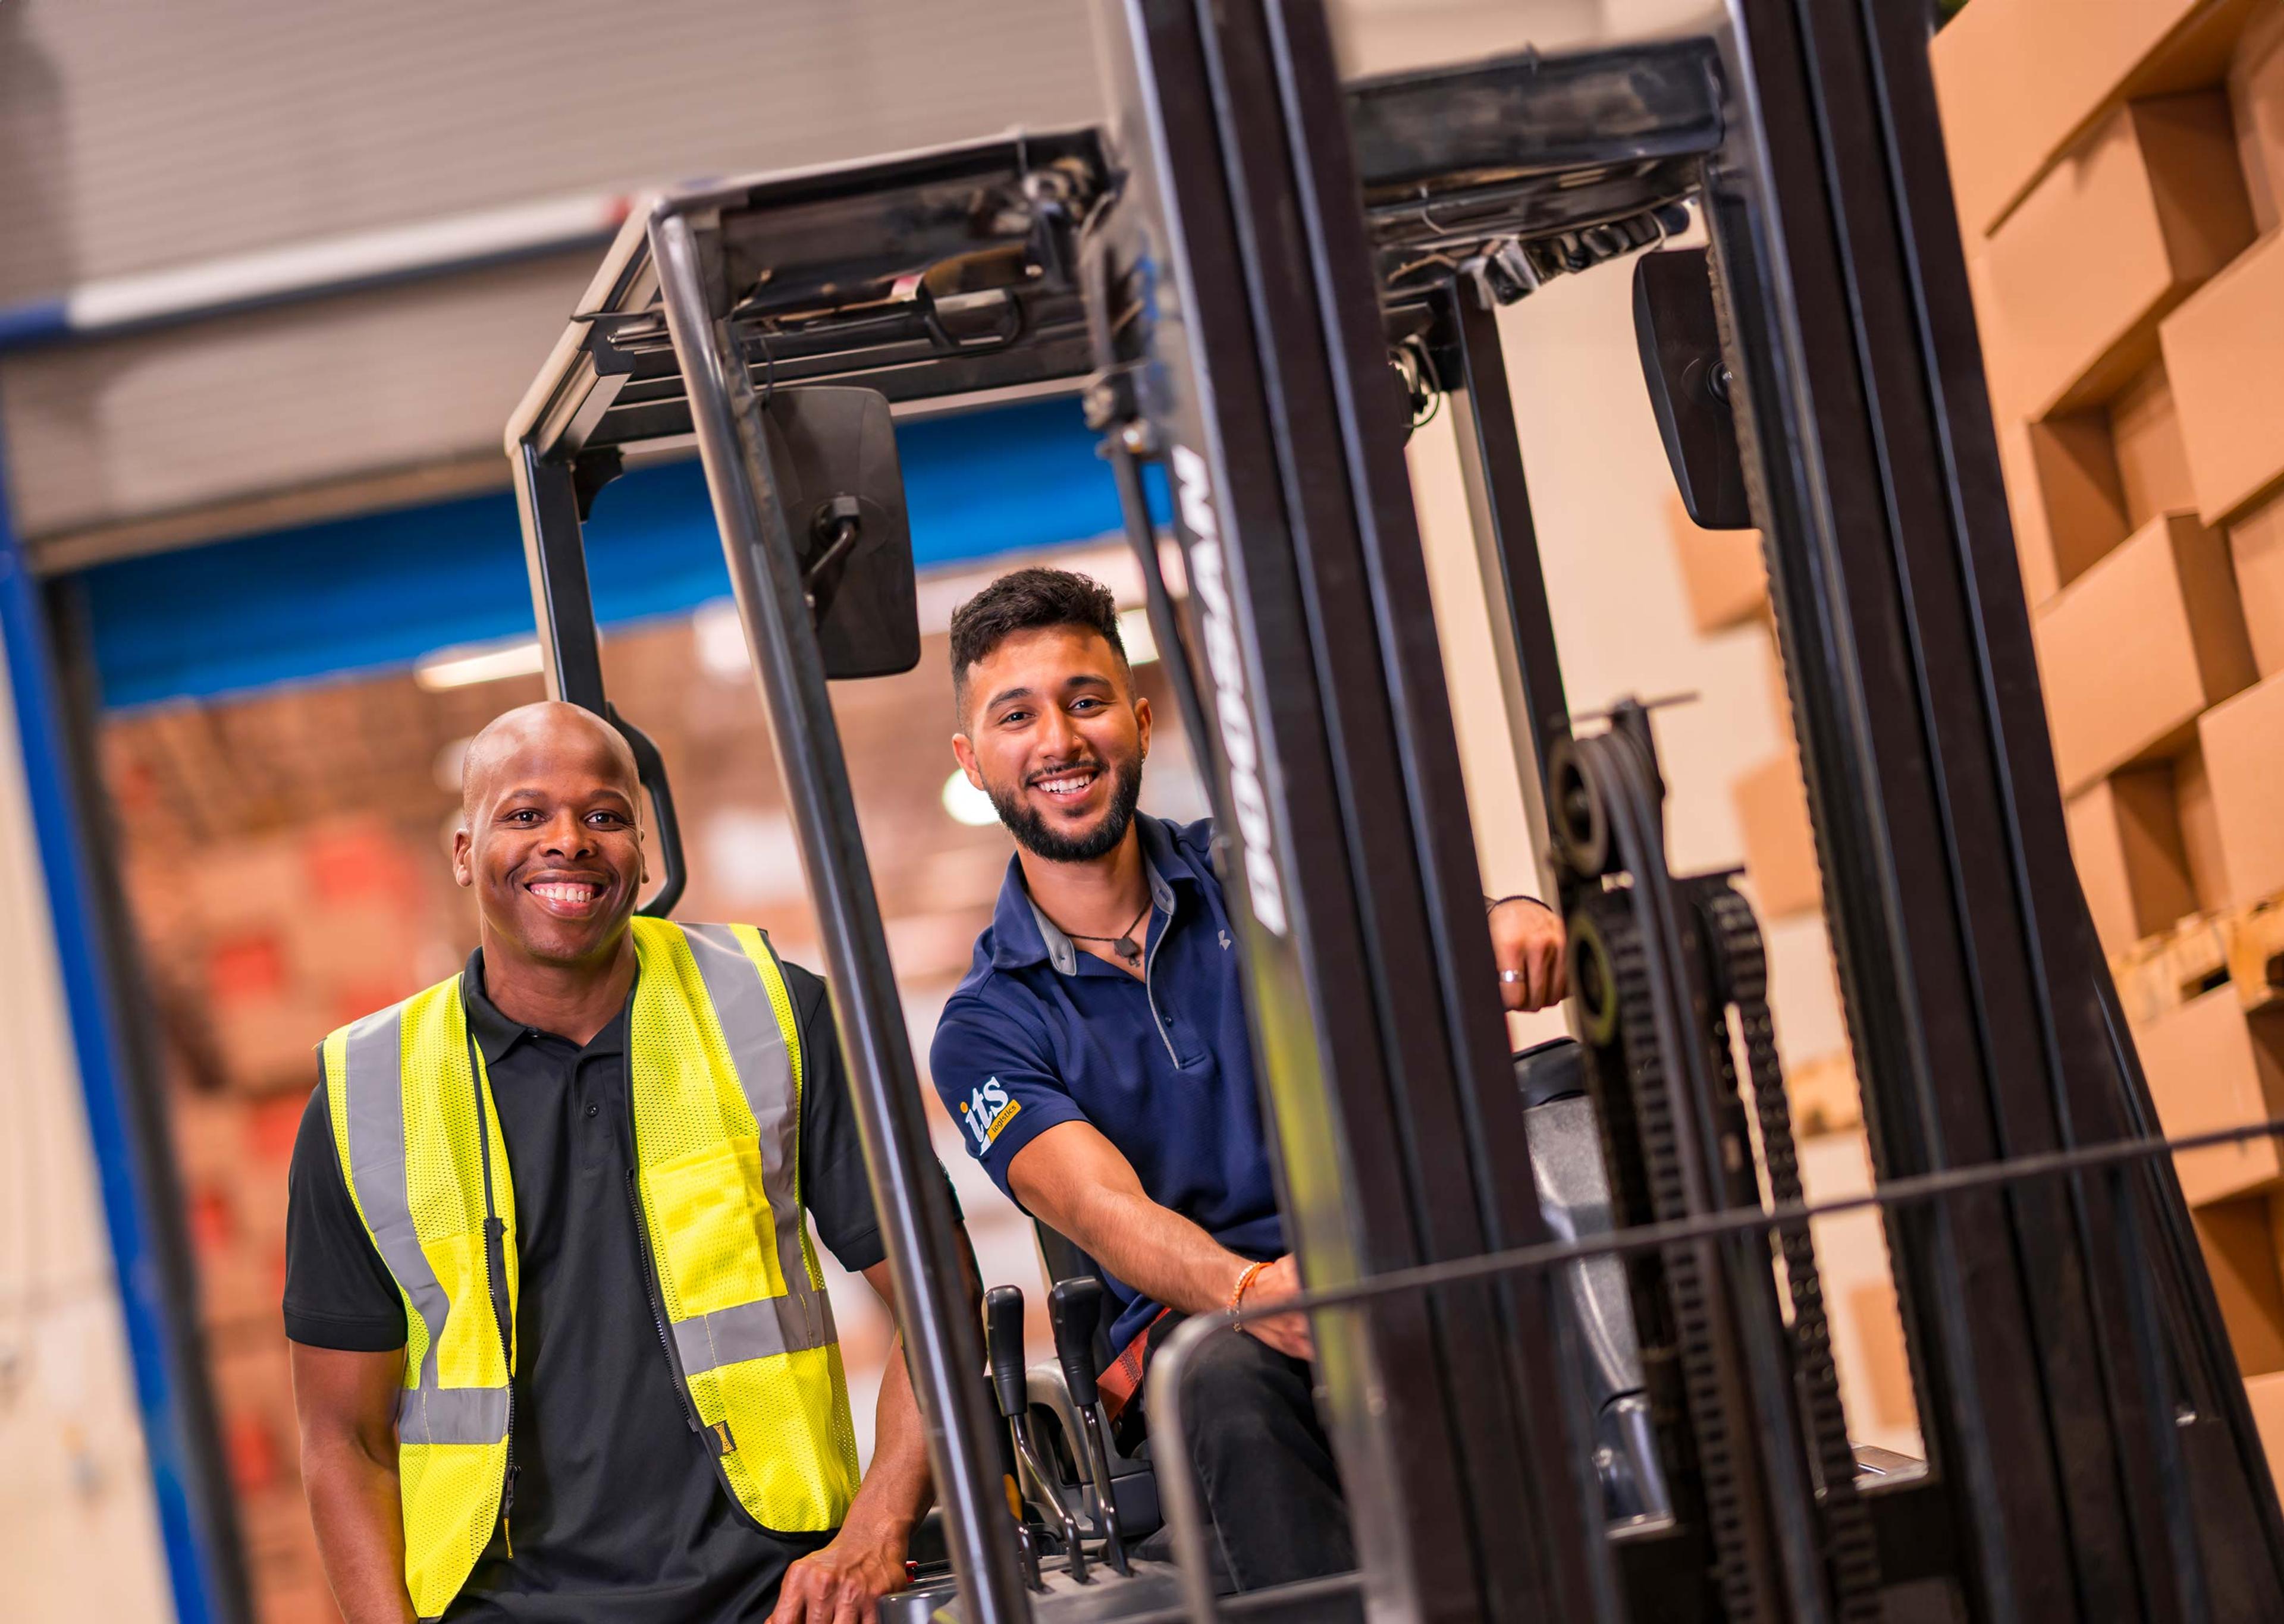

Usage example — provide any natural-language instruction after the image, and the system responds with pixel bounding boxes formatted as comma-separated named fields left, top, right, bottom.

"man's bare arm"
left=1009, top=1121, right=1242, bottom=1312
left=1008, top=1120, right=1309, bottom=1359
left=291, top=1343, right=415, bottom=1624
left=770, top=1260, right=933, bottom=1624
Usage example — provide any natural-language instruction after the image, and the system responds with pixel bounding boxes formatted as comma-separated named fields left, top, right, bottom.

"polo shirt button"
left=586, top=1102, right=600, bottom=1119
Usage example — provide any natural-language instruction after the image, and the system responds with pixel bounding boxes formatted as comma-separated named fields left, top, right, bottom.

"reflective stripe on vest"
left=323, top=919, right=855, bottom=1620
left=339, top=998, right=514, bottom=1447
left=666, top=922, right=836, bottom=1375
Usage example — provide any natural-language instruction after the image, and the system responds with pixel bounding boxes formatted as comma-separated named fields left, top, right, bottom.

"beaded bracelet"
left=1231, top=1259, right=1270, bottom=1313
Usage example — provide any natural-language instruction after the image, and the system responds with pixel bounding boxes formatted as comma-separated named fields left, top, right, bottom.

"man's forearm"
left=845, top=1333, right=930, bottom=1546
left=1061, top=1183, right=1250, bottom=1320
left=303, top=1438, right=415, bottom=1624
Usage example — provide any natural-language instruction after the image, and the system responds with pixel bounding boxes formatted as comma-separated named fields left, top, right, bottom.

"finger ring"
left=1499, top=970, right=1527, bottom=984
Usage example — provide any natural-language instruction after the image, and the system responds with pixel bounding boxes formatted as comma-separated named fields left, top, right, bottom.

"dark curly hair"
left=948, top=567, right=1128, bottom=721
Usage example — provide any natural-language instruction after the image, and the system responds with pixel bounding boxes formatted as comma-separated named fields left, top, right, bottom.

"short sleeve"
left=283, top=1070, right=409, bottom=1352
left=927, top=990, right=1090, bottom=1203
left=788, top=961, right=962, bottom=1275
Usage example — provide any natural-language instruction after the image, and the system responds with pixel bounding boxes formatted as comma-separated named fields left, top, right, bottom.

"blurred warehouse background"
left=0, top=1, right=1974, bottom=1620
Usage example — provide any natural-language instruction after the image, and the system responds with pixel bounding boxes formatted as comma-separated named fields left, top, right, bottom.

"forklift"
left=503, top=2, right=2284, bottom=1619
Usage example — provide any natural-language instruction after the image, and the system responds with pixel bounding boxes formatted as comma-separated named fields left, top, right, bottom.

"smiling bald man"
left=283, top=702, right=947, bottom=1624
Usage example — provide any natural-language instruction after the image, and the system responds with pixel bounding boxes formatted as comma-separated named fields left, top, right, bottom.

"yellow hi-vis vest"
left=322, top=917, right=859, bottom=1620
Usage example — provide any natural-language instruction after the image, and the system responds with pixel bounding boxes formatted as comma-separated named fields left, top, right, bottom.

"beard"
left=988, top=752, right=1146, bottom=863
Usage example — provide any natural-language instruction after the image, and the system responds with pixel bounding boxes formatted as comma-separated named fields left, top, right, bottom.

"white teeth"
left=532, top=882, right=599, bottom=904
left=1036, top=773, right=1095, bottom=795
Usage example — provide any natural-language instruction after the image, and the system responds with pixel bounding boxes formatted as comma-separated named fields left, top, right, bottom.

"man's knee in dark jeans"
left=1164, top=1330, right=1355, bottom=1592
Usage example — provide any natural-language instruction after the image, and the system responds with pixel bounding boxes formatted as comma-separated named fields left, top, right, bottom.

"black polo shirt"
left=284, top=946, right=907, bottom=1623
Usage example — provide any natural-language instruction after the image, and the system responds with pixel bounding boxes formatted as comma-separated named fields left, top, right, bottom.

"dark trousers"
left=1156, top=1328, right=1354, bottom=1592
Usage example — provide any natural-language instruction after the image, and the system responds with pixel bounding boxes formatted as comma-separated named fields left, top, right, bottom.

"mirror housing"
left=1633, top=248, right=1753, bottom=530
left=760, top=387, right=922, bottom=679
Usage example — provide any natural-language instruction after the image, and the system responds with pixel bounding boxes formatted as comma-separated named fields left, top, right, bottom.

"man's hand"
left=1489, top=897, right=1567, bottom=1013
left=773, top=1259, right=935, bottom=1623
left=1237, top=1255, right=1314, bottom=1362
left=769, top=1526, right=910, bottom=1624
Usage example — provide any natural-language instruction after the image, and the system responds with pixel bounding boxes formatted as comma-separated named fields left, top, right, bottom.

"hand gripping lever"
left=1048, top=1278, right=1130, bottom=1575
left=984, top=1285, right=1087, bottom=1584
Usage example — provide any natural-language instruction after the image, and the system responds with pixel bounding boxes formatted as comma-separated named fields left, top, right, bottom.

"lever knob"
left=1047, top=1278, right=1105, bottom=1411
left=984, top=1285, right=1028, bottom=1420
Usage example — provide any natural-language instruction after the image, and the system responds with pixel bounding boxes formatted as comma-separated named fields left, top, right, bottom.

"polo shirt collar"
left=987, top=814, right=1191, bottom=978
left=460, top=948, right=533, bottom=1067
left=460, top=946, right=629, bottom=1062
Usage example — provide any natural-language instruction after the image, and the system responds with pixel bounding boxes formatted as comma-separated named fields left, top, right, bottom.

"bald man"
left=284, top=702, right=942, bottom=1624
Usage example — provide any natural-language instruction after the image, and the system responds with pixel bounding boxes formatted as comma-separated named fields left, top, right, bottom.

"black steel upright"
left=646, top=206, right=1028, bottom=1624
left=1090, top=3, right=1612, bottom=1619
left=1697, top=0, right=2284, bottom=1616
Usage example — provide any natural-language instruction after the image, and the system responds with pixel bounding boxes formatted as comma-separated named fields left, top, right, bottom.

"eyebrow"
left=985, top=673, right=1115, bottom=713
left=495, top=785, right=636, bottom=806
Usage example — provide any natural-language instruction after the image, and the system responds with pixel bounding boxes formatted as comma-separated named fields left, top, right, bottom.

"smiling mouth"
left=525, top=877, right=608, bottom=916
left=1028, top=766, right=1100, bottom=806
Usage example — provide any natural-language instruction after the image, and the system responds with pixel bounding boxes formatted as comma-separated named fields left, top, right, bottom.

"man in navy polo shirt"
left=928, top=568, right=1565, bottom=1592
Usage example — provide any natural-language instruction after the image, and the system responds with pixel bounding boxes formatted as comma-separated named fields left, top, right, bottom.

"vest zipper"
left=625, top=1167, right=702, bottom=1434
left=467, top=1035, right=518, bottom=1556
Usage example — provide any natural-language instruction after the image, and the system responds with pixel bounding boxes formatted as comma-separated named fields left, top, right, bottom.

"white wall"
left=0, top=627, right=173, bottom=1622
left=1409, top=246, right=1849, bottom=1072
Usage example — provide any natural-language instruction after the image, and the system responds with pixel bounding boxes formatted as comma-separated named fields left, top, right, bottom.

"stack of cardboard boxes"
left=130, top=817, right=450, bottom=1622
left=1934, top=0, right=2284, bottom=1475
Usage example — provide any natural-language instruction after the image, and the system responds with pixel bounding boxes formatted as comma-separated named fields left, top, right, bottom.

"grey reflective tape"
left=680, top=923, right=827, bottom=1322
left=344, top=1005, right=450, bottom=1396
left=672, top=1292, right=837, bottom=1378
left=396, top=1383, right=510, bottom=1447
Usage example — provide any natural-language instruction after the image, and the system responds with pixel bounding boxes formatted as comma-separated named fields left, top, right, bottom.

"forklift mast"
left=504, top=3, right=2284, bottom=1620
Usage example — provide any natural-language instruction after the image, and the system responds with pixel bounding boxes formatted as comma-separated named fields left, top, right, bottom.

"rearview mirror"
left=1633, top=249, right=1753, bottom=530
left=760, top=387, right=922, bottom=679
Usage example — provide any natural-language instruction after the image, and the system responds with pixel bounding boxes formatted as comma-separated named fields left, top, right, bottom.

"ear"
left=451, top=826, right=475, bottom=889
left=950, top=731, right=986, bottom=791
left=1134, top=695, right=1153, bottom=764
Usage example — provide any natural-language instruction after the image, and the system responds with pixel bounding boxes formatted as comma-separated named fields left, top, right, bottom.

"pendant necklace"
left=1062, top=898, right=1153, bottom=965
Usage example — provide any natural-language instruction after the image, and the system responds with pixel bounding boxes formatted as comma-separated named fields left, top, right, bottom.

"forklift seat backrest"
left=1033, top=1220, right=1117, bottom=1377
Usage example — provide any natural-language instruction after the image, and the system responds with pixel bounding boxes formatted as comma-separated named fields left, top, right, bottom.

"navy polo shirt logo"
left=962, top=1077, right=1021, bottom=1151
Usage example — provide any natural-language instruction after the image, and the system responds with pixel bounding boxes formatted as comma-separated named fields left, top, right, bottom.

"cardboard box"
left=2195, top=1194, right=2284, bottom=1375
left=1667, top=495, right=1767, bottom=633
left=1931, top=0, right=2256, bottom=238
left=2034, top=511, right=2255, bottom=793
left=2233, top=1, right=2284, bottom=234
left=1789, top=1050, right=1862, bottom=1139
left=2199, top=670, right=2284, bottom=907
left=1983, top=93, right=2252, bottom=418
left=2067, top=767, right=2200, bottom=956
left=2231, top=492, right=2284, bottom=679
left=2134, top=987, right=2284, bottom=1205
left=2246, top=1369, right=2284, bottom=1486
left=2177, top=743, right=2233, bottom=915
left=1732, top=747, right=1821, bottom=921
left=2162, top=227, right=2284, bottom=523
left=2004, top=411, right=2133, bottom=602
left=2109, top=363, right=2198, bottom=530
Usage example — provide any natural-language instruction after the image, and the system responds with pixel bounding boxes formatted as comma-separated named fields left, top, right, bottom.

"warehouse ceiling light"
left=941, top=769, right=1001, bottom=828
left=693, top=598, right=752, bottom=679
left=414, top=636, right=544, bottom=690
left=1116, top=607, right=1158, bottom=666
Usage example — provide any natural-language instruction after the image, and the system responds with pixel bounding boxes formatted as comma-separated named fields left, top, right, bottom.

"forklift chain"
left=1701, top=882, right=1884, bottom=1624
left=1597, top=899, right=1772, bottom=1623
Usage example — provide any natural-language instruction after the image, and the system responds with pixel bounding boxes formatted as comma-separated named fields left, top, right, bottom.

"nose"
left=537, top=808, right=593, bottom=857
left=1037, top=704, right=1083, bottom=760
